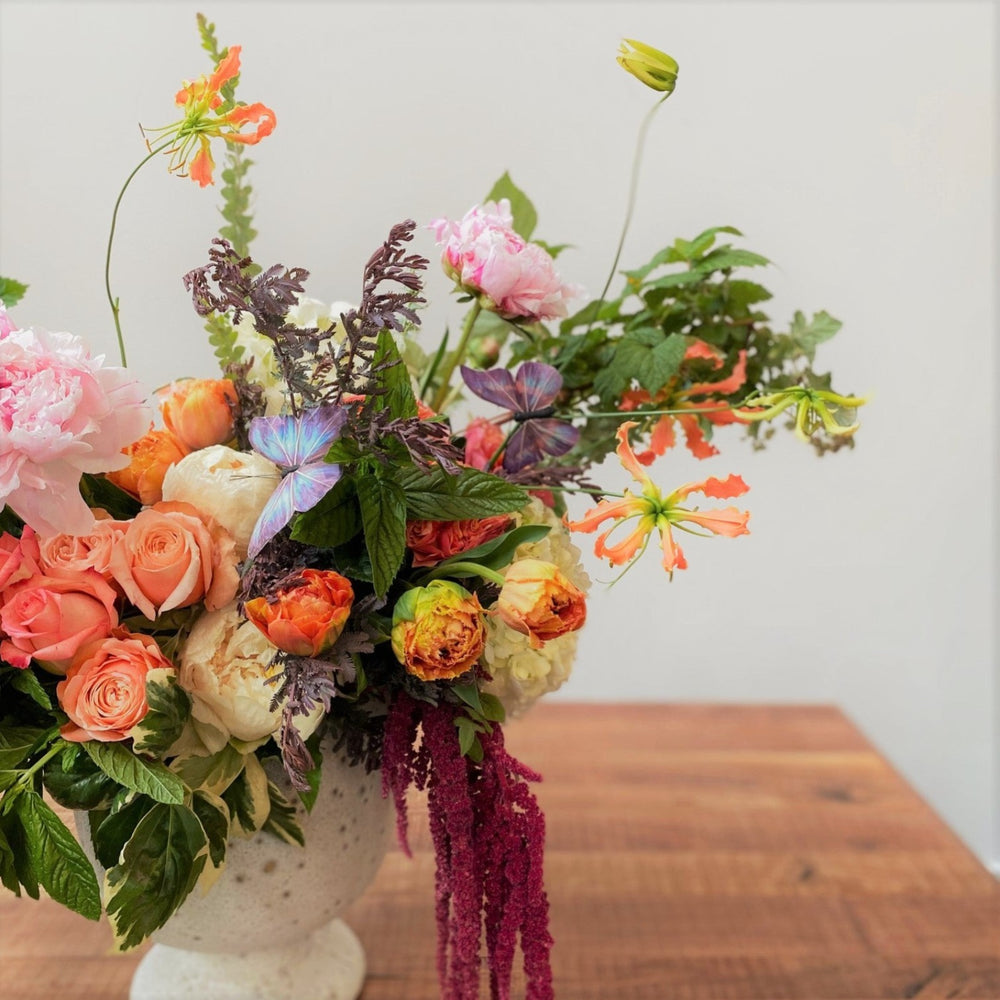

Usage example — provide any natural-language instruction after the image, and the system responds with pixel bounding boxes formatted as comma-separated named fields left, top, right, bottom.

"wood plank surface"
left=0, top=704, right=997, bottom=999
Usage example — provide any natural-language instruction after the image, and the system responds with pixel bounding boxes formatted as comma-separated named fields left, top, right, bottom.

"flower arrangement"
left=0, top=19, right=864, bottom=1000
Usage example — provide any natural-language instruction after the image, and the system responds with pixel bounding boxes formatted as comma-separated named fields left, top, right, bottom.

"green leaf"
left=298, top=737, right=323, bottom=814
left=0, top=794, right=38, bottom=898
left=221, top=753, right=270, bottom=837
left=104, top=803, right=209, bottom=950
left=204, top=313, right=245, bottom=372
left=478, top=693, right=505, bottom=724
left=357, top=474, right=407, bottom=598
left=452, top=683, right=484, bottom=716
left=0, top=277, right=28, bottom=308
left=8, top=669, right=51, bottom=710
left=455, top=717, right=478, bottom=757
left=84, top=743, right=185, bottom=805
left=0, top=725, right=49, bottom=770
left=645, top=335, right=688, bottom=392
left=787, top=310, right=843, bottom=363
left=0, top=819, right=18, bottom=895
left=191, top=791, right=230, bottom=871
left=43, top=747, right=118, bottom=811
left=17, top=790, right=101, bottom=920
left=395, top=466, right=528, bottom=521
left=291, top=476, right=361, bottom=548
left=0, top=506, right=24, bottom=536
left=261, top=781, right=304, bottom=846
left=93, top=795, right=155, bottom=870
left=485, top=172, right=538, bottom=240
left=372, top=329, right=418, bottom=419
left=131, top=669, right=191, bottom=758
left=725, top=279, right=773, bottom=310
left=79, top=474, right=141, bottom=520
left=170, top=744, right=245, bottom=798
left=698, top=246, right=769, bottom=271
left=435, top=524, right=550, bottom=575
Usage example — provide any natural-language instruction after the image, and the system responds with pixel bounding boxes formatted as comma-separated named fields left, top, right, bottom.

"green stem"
left=105, top=140, right=174, bottom=366
left=15, top=736, right=63, bottom=790
left=582, top=404, right=738, bottom=419
left=587, top=94, right=669, bottom=333
left=431, top=301, right=483, bottom=412
left=434, top=561, right=507, bottom=586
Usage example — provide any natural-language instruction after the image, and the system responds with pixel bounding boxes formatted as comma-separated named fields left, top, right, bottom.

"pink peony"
left=0, top=305, right=15, bottom=339
left=0, top=325, right=151, bottom=537
left=429, top=200, right=583, bottom=321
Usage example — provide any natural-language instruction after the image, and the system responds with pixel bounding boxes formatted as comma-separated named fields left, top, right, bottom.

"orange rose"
left=244, top=569, right=354, bottom=657
left=390, top=580, right=486, bottom=681
left=57, top=630, right=173, bottom=743
left=496, top=558, right=586, bottom=649
left=406, top=514, right=512, bottom=568
left=0, top=568, right=118, bottom=672
left=37, top=510, right=127, bottom=587
left=159, top=377, right=238, bottom=451
left=106, top=429, right=190, bottom=506
left=110, top=501, right=238, bottom=620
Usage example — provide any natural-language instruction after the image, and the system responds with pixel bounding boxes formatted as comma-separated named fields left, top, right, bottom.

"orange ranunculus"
left=244, top=569, right=354, bottom=658
left=57, top=630, right=174, bottom=743
left=496, top=559, right=587, bottom=649
left=565, top=421, right=750, bottom=577
left=158, top=377, right=238, bottom=451
left=406, top=514, right=512, bottom=568
left=390, top=581, right=486, bottom=682
left=106, top=429, right=190, bottom=506
left=147, top=45, right=277, bottom=187
left=110, top=501, right=238, bottom=621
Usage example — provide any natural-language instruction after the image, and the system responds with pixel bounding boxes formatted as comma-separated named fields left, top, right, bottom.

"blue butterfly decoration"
left=246, top=405, right=348, bottom=559
left=461, top=362, right=579, bottom=472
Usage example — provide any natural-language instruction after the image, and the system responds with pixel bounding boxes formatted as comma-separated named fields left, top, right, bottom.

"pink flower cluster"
left=429, top=200, right=582, bottom=322
left=0, top=316, right=150, bottom=537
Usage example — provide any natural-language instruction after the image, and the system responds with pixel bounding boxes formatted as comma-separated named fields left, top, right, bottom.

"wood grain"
left=1, top=704, right=997, bottom=999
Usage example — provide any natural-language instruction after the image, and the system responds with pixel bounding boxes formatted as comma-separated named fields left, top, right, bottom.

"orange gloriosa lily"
left=619, top=340, right=751, bottom=464
left=148, top=45, right=276, bottom=187
left=565, top=421, right=750, bottom=576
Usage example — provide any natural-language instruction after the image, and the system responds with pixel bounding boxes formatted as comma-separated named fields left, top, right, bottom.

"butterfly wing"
left=247, top=475, right=297, bottom=559
left=248, top=414, right=298, bottom=469
left=461, top=365, right=522, bottom=411
left=249, top=405, right=347, bottom=468
left=293, top=405, right=349, bottom=464
left=502, top=419, right=579, bottom=472
left=513, top=361, right=562, bottom=413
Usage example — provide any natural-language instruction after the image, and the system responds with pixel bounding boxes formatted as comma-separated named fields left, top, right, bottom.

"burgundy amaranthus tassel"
left=382, top=692, right=554, bottom=1000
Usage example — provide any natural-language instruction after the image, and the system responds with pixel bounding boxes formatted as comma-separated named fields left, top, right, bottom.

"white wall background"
left=0, top=2, right=995, bottom=868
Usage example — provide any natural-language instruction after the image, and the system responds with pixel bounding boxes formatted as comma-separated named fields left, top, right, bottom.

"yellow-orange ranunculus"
left=496, top=559, right=586, bottom=650
left=159, top=377, right=238, bottom=451
left=244, top=569, right=354, bottom=658
left=390, top=580, right=486, bottom=682
left=106, top=429, right=190, bottom=506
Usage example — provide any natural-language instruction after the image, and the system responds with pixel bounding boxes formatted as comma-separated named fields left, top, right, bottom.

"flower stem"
left=431, top=301, right=483, bottom=412
left=587, top=94, right=669, bottom=333
left=105, top=140, right=174, bottom=366
left=15, top=735, right=63, bottom=790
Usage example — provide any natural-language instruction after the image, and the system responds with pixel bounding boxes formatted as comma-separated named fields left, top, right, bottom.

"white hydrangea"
left=482, top=499, right=591, bottom=716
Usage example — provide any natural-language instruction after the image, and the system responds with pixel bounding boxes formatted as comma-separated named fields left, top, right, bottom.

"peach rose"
left=106, top=428, right=190, bottom=506
left=463, top=417, right=505, bottom=471
left=496, top=558, right=586, bottom=649
left=0, top=568, right=118, bottom=671
left=159, top=378, right=238, bottom=451
left=390, top=580, right=486, bottom=681
left=36, top=510, right=127, bottom=587
left=110, top=501, right=238, bottom=621
left=406, top=515, right=513, bottom=568
left=57, top=630, right=172, bottom=742
left=0, top=526, right=41, bottom=590
left=244, top=569, right=354, bottom=658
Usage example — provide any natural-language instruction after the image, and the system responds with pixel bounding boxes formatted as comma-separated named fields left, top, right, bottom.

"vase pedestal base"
left=129, top=918, right=365, bottom=1000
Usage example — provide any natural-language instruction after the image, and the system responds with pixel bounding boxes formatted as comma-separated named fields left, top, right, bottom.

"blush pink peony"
left=429, top=200, right=583, bottom=321
left=0, top=325, right=150, bottom=537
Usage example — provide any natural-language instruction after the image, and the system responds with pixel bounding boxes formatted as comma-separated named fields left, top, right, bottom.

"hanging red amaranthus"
left=382, top=692, right=553, bottom=1000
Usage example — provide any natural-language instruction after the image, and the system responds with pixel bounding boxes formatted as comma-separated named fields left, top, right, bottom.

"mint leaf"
left=191, top=791, right=230, bottom=871
left=92, top=795, right=155, bottom=870
left=44, top=748, right=118, bottom=811
left=221, top=753, right=270, bottom=836
left=0, top=726, right=49, bottom=770
left=104, top=803, right=209, bottom=950
left=17, top=790, right=101, bottom=920
left=357, top=474, right=407, bottom=598
left=291, top=476, right=361, bottom=548
left=485, top=172, right=538, bottom=240
left=372, top=329, right=418, bottom=419
left=84, top=743, right=185, bottom=805
left=0, top=277, right=28, bottom=308
left=9, top=669, right=51, bottom=710
left=395, top=466, right=528, bottom=521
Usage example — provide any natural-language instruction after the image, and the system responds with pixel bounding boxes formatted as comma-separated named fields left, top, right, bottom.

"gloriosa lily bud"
left=617, top=39, right=679, bottom=94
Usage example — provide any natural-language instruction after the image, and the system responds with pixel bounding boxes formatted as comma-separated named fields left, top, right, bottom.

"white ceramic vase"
left=79, top=750, right=392, bottom=1000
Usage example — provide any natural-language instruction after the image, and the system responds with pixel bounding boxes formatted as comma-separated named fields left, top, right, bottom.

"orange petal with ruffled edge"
left=656, top=521, right=688, bottom=572
left=222, top=102, right=277, bottom=144
left=209, top=45, right=242, bottom=93
left=682, top=506, right=750, bottom=538
left=676, top=413, right=718, bottom=460
left=614, top=421, right=656, bottom=488
left=595, top=513, right=655, bottom=566
left=683, top=339, right=722, bottom=365
left=618, top=388, right=653, bottom=413
left=674, top=473, right=749, bottom=502
left=686, top=350, right=747, bottom=398
left=189, top=139, right=215, bottom=187
left=564, top=495, right=644, bottom=535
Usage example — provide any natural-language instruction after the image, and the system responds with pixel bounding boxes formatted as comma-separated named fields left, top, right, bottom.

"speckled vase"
left=80, top=750, right=392, bottom=1000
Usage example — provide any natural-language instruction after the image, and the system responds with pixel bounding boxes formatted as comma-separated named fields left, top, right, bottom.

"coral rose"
left=406, top=515, right=512, bottom=568
left=0, top=526, right=41, bottom=590
left=110, top=501, right=238, bottom=620
left=244, top=569, right=353, bottom=657
left=161, top=445, right=280, bottom=560
left=463, top=417, right=505, bottom=471
left=390, top=580, right=486, bottom=681
left=57, top=630, right=173, bottom=742
left=106, top=428, right=190, bottom=506
left=158, top=377, right=238, bottom=451
left=0, top=568, right=118, bottom=671
left=496, top=558, right=586, bottom=649
left=36, top=510, right=127, bottom=587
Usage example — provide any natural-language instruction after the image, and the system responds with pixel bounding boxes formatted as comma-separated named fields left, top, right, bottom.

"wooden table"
left=1, top=705, right=998, bottom=999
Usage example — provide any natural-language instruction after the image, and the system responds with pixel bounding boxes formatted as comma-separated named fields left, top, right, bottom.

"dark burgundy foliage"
left=357, top=409, right=465, bottom=476
left=382, top=693, right=554, bottom=1000
left=224, top=359, right=267, bottom=450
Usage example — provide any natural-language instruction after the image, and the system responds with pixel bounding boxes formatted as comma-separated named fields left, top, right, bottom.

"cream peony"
left=482, top=499, right=591, bottom=716
left=178, top=602, right=320, bottom=749
left=161, top=445, right=279, bottom=560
